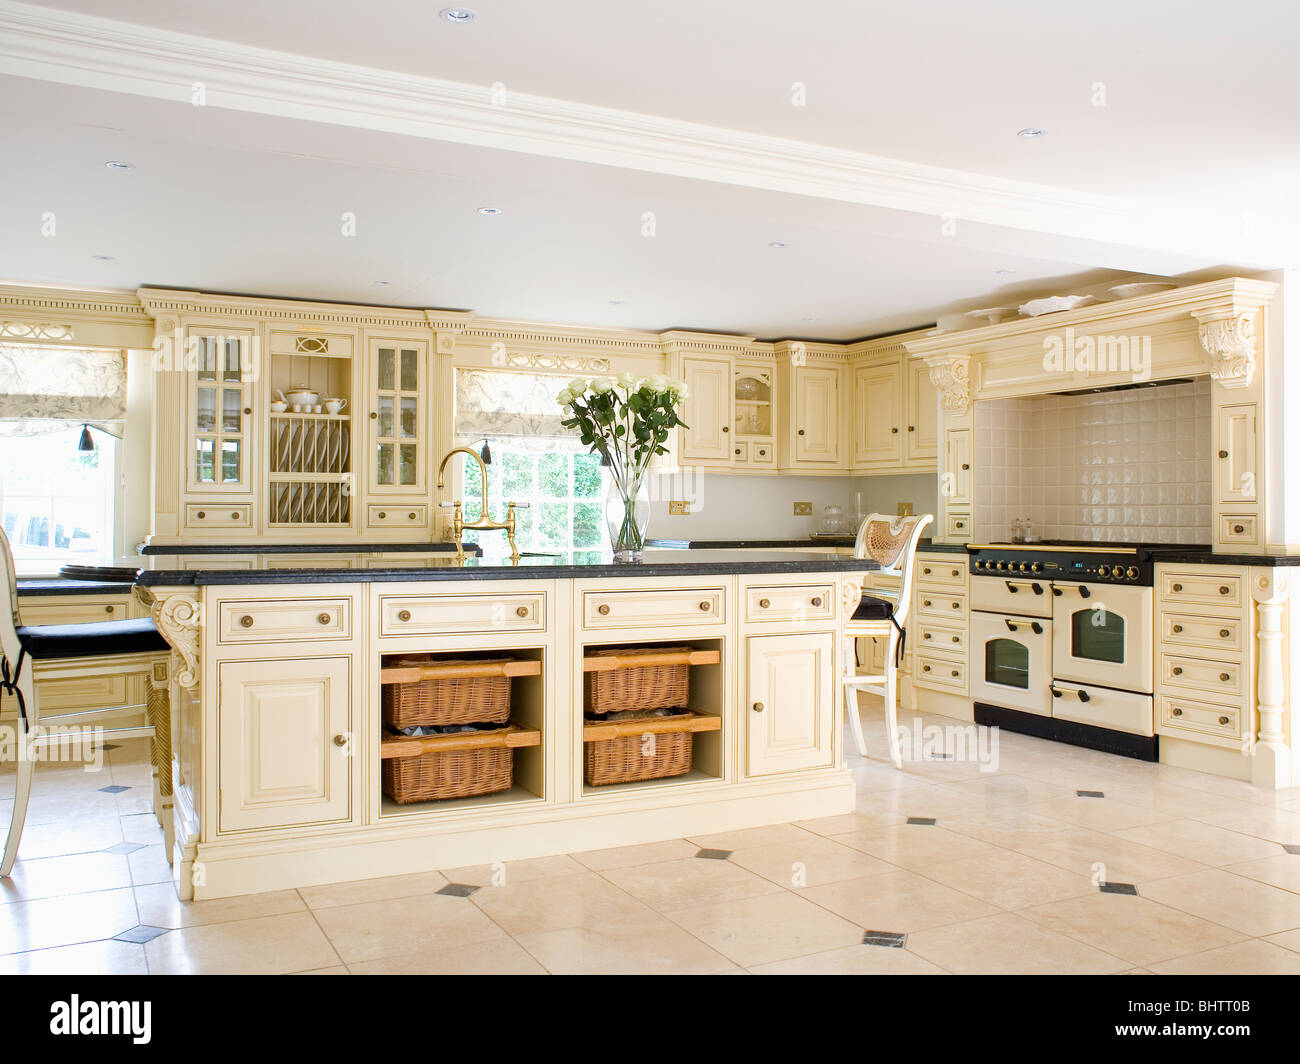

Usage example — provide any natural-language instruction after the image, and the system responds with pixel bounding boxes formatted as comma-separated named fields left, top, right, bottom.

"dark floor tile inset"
left=695, top=848, right=733, bottom=861
left=863, top=930, right=907, bottom=948
left=1284, top=844, right=1300, bottom=856
left=102, top=841, right=145, bottom=855
left=114, top=925, right=169, bottom=944
left=1099, top=881, right=1139, bottom=896
left=98, top=785, right=131, bottom=794
left=1076, top=790, right=1105, bottom=798
left=436, top=883, right=480, bottom=898
left=906, top=817, right=937, bottom=826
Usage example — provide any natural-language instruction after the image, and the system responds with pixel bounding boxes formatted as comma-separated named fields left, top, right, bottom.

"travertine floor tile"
left=663, top=891, right=863, bottom=967
left=728, top=835, right=895, bottom=888
left=134, top=883, right=307, bottom=929
left=1113, top=819, right=1284, bottom=865
left=602, top=856, right=783, bottom=910
left=798, top=870, right=999, bottom=932
left=749, top=943, right=948, bottom=975
left=1149, top=939, right=1300, bottom=975
left=350, top=936, right=547, bottom=975
left=0, top=887, right=138, bottom=954
left=907, top=912, right=1127, bottom=974
left=298, top=871, right=449, bottom=910
left=469, top=871, right=658, bottom=937
left=0, top=938, right=148, bottom=975
left=1140, top=868, right=1300, bottom=937
left=313, top=894, right=509, bottom=964
left=145, top=911, right=341, bottom=974
left=572, top=838, right=700, bottom=871
left=922, top=850, right=1095, bottom=910
left=515, top=914, right=737, bottom=975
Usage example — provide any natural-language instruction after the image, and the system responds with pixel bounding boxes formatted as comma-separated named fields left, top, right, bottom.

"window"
left=0, top=426, right=118, bottom=574
left=460, top=437, right=607, bottom=554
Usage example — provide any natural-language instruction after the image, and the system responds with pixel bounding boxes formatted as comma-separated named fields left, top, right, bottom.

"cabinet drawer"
left=367, top=504, right=427, bottom=527
left=380, top=591, right=545, bottom=636
left=583, top=587, right=724, bottom=630
left=1161, top=653, right=1243, bottom=697
left=745, top=584, right=835, bottom=623
left=20, top=599, right=132, bottom=625
left=750, top=440, right=776, bottom=465
left=915, top=654, right=966, bottom=691
left=1218, top=514, right=1259, bottom=547
left=217, top=598, right=352, bottom=644
left=186, top=503, right=253, bottom=529
left=917, top=590, right=967, bottom=620
left=1159, top=570, right=1244, bottom=609
left=731, top=442, right=748, bottom=463
left=946, top=512, right=971, bottom=539
left=1161, top=613, right=1244, bottom=654
left=1158, top=693, right=1246, bottom=748
left=917, top=560, right=967, bottom=588
left=17, top=673, right=131, bottom=714
left=916, top=622, right=966, bottom=655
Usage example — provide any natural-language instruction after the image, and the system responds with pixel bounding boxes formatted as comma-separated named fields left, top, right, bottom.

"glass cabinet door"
left=369, top=339, right=427, bottom=494
left=189, top=332, right=253, bottom=491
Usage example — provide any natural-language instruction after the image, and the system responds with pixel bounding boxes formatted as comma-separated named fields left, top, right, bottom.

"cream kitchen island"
left=133, top=549, right=877, bottom=900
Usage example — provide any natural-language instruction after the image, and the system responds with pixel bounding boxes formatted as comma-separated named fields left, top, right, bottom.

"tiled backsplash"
left=975, top=379, right=1211, bottom=544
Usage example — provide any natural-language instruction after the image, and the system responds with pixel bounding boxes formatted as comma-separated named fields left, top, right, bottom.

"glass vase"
left=604, top=473, right=650, bottom=561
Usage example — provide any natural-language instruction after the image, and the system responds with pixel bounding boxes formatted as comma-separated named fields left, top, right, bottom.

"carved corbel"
left=137, top=587, right=201, bottom=691
left=840, top=576, right=864, bottom=612
left=1195, top=309, right=1258, bottom=389
left=1250, top=567, right=1291, bottom=789
left=925, top=354, right=972, bottom=416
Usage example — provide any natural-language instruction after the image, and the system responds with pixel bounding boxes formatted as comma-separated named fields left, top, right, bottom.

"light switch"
left=668, top=500, right=691, bottom=515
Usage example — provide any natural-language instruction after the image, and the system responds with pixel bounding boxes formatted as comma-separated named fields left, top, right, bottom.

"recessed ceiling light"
left=440, top=7, right=477, bottom=24
left=91, top=254, right=115, bottom=261
left=801, top=316, right=819, bottom=322
left=1017, top=128, right=1047, bottom=139
left=104, top=160, right=134, bottom=170
left=373, top=280, right=392, bottom=286
left=996, top=268, right=1016, bottom=276
left=608, top=299, right=626, bottom=305
left=768, top=241, right=789, bottom=248
left=477, top=206, right=502, bottom=216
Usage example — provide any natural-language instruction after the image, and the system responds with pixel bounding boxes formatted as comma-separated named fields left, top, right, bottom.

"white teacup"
left=323, top=397, right=348, bottom=415
left=270, top=400, right=287, bottom=414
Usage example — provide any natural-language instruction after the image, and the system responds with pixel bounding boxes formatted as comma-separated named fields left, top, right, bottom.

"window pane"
left=398, top=444, right=416, bottom=485
left=377, top=349, right=395, bottom=391
left=222, top=339, right=242, bottom=380
left=195, top=337, right=216, bottom=380
left=378, top=396, right=394, bottom=437
left=399, top=350, right=417, bottom=391
left=196, top=389, right=216, bottom=432
left=195, top=438, right=215, bottom=482
left=538, top=453, right=569, bottom=498
left=220, top=440, right=241, bottom=482
left=375, top=442, right=393, bottom=485
left=399, top=397, right=417, bottom=438
left=574, top=453, right=601, bottom=497
left=221, top=388, right=243, bottom=431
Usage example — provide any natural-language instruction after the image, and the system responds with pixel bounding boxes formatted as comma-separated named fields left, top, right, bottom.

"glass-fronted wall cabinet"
left=732, top=367, right=776, bottom=469
left=364, top=337, right=431, bottom=533
left=188, top=328, right=255, bottom=495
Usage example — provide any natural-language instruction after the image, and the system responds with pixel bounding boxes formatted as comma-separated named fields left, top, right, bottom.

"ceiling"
left=0, top=0, right=1294, bottom=339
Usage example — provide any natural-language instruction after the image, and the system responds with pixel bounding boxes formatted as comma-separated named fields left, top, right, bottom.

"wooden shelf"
left=582, top=648, right=721, bottom=673
left=583, top=711, right=720, bottom=743
left=380, top=658, right=542, bottom=685
left=380, top=722, right=541, bottom=760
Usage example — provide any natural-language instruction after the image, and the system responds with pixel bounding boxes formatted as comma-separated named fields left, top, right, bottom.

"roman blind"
left=454, top=368, right=578, bottom=440
left=0, top=343, right=127, bottom=437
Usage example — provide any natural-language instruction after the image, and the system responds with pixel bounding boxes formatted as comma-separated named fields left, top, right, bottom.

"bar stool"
left=0, top=528, right=168, bottom=876
left=842, top=512, right=934, bottom=767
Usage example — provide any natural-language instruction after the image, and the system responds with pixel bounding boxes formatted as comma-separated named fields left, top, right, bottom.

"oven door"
left=1051, top=582, right=1153, bottom=694
left=1050, top=680, right=1154, bottom=737
left=970, top=611, right=1053, bottom=716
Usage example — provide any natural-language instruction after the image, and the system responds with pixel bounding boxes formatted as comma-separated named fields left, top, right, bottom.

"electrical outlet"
left=668, top=500, right=690, bottom=516
left=793, top=501, right=813, bottom=516
left=897, top=502, right=914, bottom=516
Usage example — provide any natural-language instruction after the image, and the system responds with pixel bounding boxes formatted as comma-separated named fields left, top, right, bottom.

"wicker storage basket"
left=584, top=712, right=694, bottom=785
left=382, top=657, right=516, bottom=730
left=584, top=647, right=691, bottom=715
left=382, top=737, right=513, bottom=803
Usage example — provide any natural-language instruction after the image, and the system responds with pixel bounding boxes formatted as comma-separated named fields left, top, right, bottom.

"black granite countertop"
left=17, top=577, right=136, bottom=596
left=1146, top=548, right=1300, bottom=567
left=139, top=540, right=475, bottom=555
left=130, top=548, right=879, bottom=587
left=644, top=536, right=955, bottom=552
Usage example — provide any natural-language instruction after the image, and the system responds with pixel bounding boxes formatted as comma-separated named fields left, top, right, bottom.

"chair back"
left=853, top=512, right=934, bottom=627
left=0, top=527, right=22, bottom=672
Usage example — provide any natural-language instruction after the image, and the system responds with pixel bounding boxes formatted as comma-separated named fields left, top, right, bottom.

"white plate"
left=966, top=305, right=1018, bottom=324
left=1018, top=294, right=1099, bottom=317
left=1108, top=282, right=1178, bottom=300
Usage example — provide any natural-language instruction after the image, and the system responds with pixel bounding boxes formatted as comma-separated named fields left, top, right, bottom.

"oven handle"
left=1051, top=584, right=1091, bottom=598
left=1050, top=684, right=1091, bottom=702
left=1004, top=619, right=1043, bottom=635
left=1004, top=580, right=1045, bottom=595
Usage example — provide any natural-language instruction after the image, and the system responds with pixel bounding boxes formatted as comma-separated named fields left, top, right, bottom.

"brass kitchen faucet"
left=436, top=445, right=528, bottom=561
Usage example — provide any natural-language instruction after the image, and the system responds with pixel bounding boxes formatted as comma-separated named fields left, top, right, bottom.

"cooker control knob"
left=1031, top=562, right=1043, bottom=574
left=1126, top=566, right=1139, bottom=580
left=996, top=561, right=1007, bottom=571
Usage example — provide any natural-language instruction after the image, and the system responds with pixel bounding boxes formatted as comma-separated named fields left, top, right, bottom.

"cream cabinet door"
left=680, top=356, right=734, bottom=463
left=367, top=338, right=429, bottom=497
left=187, top=328, right=256, bottom=494
left=853, top=359, right=904, bottom=466
left=217, top=656, right=352, bottom=833
left=745, top=632, right=834, bottom=777
left=905, top=359, right=938, bottom=464
left=1216, top=402, right=1257, bottom=505
left=944, top=428, right=972, bottom=505
left=793, top=365, right=841, bottom=464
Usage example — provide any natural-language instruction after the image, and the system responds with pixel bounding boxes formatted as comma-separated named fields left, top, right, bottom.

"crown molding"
left=0, top=282, right=149, bottom=324
left=0, top=0, right=1261, bottom=265
left=135, top=286, right=455, bottom=330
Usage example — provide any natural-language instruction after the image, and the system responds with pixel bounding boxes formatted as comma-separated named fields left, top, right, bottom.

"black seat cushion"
left=16, top=618, right=169, bottom=660
left=851, top=594, right=896, bottom=622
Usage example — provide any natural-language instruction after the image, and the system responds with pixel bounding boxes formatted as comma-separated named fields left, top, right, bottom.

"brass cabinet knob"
left=951, top=669, right=959, bottom=677
left=698, top=601, right=711, bottom=611
left=1172, top=666, right=1183, bottom=675
left=952, top=635, right=960, bottom=643
left=317, top=613, right=331, bottom=625
left=1233, top=524, right=1245, bottom=534
left=752, top=702, right=764, bottom=712
left=409, top=512, right=417, bottom=520
left=923, top=567, right=931, bottom=575
left=516, top=606, right=529, bottom=618
left=1219, top=716, right=1230, bottom=726
left=1220, top=628, right=1231, bottom=638
left=952, top=569, right=960, bottom=577
left=757, top=448, right=767, bottom=457
left=1172, top=583, right=1183, bottom=592
left=960, top=463, right=970, bottom=471
left=759, top=598, right=770, bottom=608
left=105, top=605, right=114, bottom=613
left=231, top=512, right=239, bottom=520
left=810, top=596, right=822, bottom=607
left=370, top=412, right=378, bottom=419
left=1172, top=624, right=1183, bottom=633
left=1218, top=449, right=1228, bottom=458
left=721, top=425, right=729, bottom=432
left=239, top=615, right=253, bottom=628
left=922, top=664, right=932, bottom=672
left=735, top=448, right=742, bottom=456
left=952, top=601, right=960, bottom=609
left=891, top=427, right=899, bottom=434
left=924, top=633, right=932, bottom=640
left=597, top=604, right=611, bottom=615
left=333, top=734, right=348, bottom=747
left=378, top=511, right=386, bottom=519
left=1172, top=707, right=1183, bottom=717
left=908, top=425, right=915, bottom=432
left=1220, top=672, right=1231, bottom=682
left=243, top=407, right=252, bottom=415
left=196, top=511, right=206, bottom=519
left=397, top=609, right=411, bottom=622
left=923, top=599, right=932, bottom=607
left=1219, top=586, right=1231, bottom=595
left=797, top=429, right=805, bottom=436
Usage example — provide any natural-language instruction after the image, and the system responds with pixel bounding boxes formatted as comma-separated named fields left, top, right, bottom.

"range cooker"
left=968, top=543, right=1157, bottom=760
